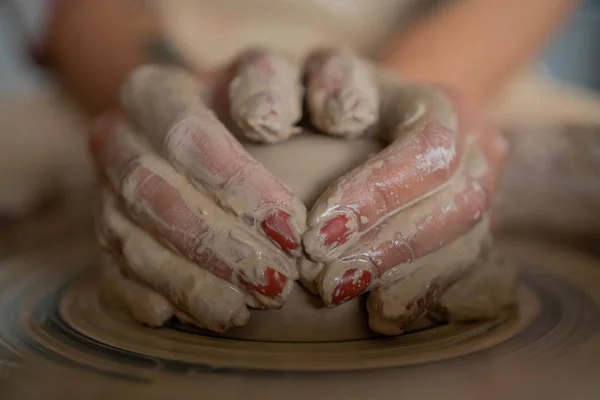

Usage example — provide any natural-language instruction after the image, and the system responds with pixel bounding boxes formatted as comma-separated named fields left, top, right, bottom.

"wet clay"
left=242, top=133, right=384, bottom=207
left=428, top=249, right=518, bottom=323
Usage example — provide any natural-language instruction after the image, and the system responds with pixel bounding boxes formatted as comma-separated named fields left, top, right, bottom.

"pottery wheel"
left=2, top=235, right=600, bottom=400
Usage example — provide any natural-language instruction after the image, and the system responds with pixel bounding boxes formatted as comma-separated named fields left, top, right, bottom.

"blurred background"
left=0, top=0, right=599, bottom=251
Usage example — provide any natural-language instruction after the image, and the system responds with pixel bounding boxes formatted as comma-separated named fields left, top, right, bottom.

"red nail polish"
left=320, top=215, right=352, bottom=247
left=330, top=269, right=372, bottom=305
left=262, top=210, right=299, bottom=255
left=239, top=267, right=288, bottom=298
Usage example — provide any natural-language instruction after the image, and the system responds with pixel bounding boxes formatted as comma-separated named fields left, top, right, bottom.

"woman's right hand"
left=90, top=60, right=307, bottom=332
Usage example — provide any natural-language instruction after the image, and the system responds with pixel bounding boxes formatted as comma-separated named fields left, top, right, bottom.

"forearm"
left=42, top=0, right=185, bottom=115
left=380, top=0, right=579, bottom=105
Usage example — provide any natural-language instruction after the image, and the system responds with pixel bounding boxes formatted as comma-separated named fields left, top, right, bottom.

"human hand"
left=295, top=50, right=507, bottom=335
left=91, top=47, right=506, bottom=336
left=90, top=60, right=308, bottom=332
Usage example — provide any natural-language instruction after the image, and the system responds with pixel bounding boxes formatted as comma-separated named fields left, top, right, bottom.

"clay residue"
left=305, top=50, right=379, bottom=137
left=101, top=194, right=251, bottom=332
left=428, top=249, right=518, bottom=322
left=366, top=218, right=491, bottom=335
left=229, top=50, right=304, bottom=143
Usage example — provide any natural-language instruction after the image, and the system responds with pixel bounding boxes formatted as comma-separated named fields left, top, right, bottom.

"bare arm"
left=380, top=0, right=579, bottom=105
left=42, top=0, right=188, bottom=115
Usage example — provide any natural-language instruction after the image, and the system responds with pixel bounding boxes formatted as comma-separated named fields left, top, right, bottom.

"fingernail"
left=329, top=268, right=372, bottom=306
left=320, top=214, right=353, bottom=248
left=262, top=209, right=300, bottom=256
left=239, top=267, right=288, bottom=298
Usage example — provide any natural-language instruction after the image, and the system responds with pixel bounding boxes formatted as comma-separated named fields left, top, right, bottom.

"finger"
left=316, top=140, right=491, bottom=306
left=119, top=66, right=306, bottom=256
left=297, top=255, right=321, bottom=295
left=174, top=310, right=202, bottom=327
left=102, top=194, right=250, bottom=332
left=375, top=70, right=461, bottom=142
left=428, top=249, right=517, bottom=323
left=472, top=125, right=508, bottom=194
left=366, top=233, right=492, bottom=336
left=99, top=254, right=175, bottom=327
left=304, top=89, right=467, bottom=262
left=474, top=126, right=509, bottom=233
left=96, top=192, right=175, bottom=328
left=228, top=48, right=303, bottom=143
left=434, top=88, right=507, bottom=194
left=94, top=189, right=119, bottom=252
left=94, top=122, right=297, bottom=306
left=304, top=49, right=379, bottom=138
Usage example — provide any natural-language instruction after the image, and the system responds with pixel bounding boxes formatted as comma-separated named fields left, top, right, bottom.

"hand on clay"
left=290, top=49, right=508, bottom=335
left=90, top=47, right=507, bottom=335
left=90, top=57, right=308, bottom=332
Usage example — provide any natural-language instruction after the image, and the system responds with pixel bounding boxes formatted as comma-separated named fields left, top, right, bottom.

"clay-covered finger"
left=314, top=141, right=491, bottom=306
left=375, top=70, right=461, bottom=142
left=99, top=254, right=175, bottom=327
left=304, top=111, right=466, bottom=263
left=102, top=196, right=250, bottom=332
left=174, top=310, right=206, bottom=327
left=471, top=125, right=508, bottom=195
left=320, top=180, right=489, bottom=307
left=304, top=49, right=379, bottom=138
left=96, top=206, right=175, bottom=327
left=228, top=48, right=303, bottom=143
left=94, top=122, right=297, bottom=307
left=428, top=249, right=517, bottom=323
left=365, top=234, right=490, bottom=336
left=119, top=66, right=306, bottom=256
